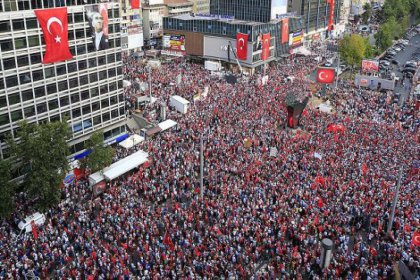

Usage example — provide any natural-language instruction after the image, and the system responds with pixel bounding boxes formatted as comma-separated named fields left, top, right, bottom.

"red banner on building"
left=236, top=33, right=248, bottom=60
left=316, top=67, right=335, bottom=84
left=328, top=0, right=335, bottom=31
left=281, top=18, right=289, bottom=44
left=362, top=59, right=379, bottom=72
left=262, top=33, right=270, bottom=60
left=35, top=7, right=73, bottom=64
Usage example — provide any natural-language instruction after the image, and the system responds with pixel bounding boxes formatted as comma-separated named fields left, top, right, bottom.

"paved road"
left=388, top=34, right=420, bottom=103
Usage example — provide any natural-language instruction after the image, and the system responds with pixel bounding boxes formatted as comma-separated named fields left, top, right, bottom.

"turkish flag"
left=35, top=7, right=73, bottom=64
left=31, top=221, right=38, bottom=239
left=316, top=67, right=335, bottom=84
left=261, top=33, right=270, bottom=60
left=236, top=33, right=248, bottom=60
left=328, top=0, right=335, bottom=31
left=412, top=231, right=420, bottom=246
left=131, top=0, right=140, bottom=9
left=163, top=231, right=175, bottom=251
left=281, top=18, right=289, bottom=44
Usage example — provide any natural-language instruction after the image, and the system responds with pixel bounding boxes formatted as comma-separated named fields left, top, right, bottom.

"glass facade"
left=209, top=0, right=272, bottom=23
left=296, top=0, right=341, bottom=33
left=0, top=1, right=125, bottom=159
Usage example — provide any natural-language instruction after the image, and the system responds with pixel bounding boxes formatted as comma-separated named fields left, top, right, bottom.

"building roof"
left=164, top=0, right=194, bottom=7
left=169, top=13, right=265, bottom=26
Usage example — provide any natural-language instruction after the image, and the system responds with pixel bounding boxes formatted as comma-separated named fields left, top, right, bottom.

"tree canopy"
left=339, top=34, right=372, bottom=68
left=8, top=120, right=70, bottom=211
left=81, top=131, right=114, bottom=173
left=0, top=159, right=16, bottom=219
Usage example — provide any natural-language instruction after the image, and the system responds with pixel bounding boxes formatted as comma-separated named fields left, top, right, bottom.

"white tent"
left=119, top=134, right=145, bottom=150
left=158, top=119, right=177, bottom=132
left=89, top=171, right=105, bottom=186
left=103, top=150, right=148, bottom=181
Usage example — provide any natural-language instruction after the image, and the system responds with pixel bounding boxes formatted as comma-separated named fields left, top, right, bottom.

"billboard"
left=271, top=0, right=288, bottom=19
left=85, top=4, right=109, bottom=51
left=362, top=59, right=379, bottom=72
left=289, top=30, right=303, bottom=47
left=163, top=34, right=186, bottom=56
left=203, top=36, right=252, bottom=64
left=127, top=25, right=143, bottom=49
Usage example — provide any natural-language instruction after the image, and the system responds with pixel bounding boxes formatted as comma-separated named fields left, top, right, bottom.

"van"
left=18, top=212, right=46, bottom=234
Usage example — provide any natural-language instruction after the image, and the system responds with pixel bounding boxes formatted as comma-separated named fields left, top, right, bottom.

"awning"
left=145, top=126, right=162, bottom=137
left=119, top=134, right=145, bottom=149
left=103, top=150, right=149, bottom=181
left=158, top=119, right=177, bottom=131
left=291, top=46, right=312, bottom=56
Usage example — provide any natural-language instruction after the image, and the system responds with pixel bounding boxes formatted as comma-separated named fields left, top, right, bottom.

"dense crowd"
left=0, top=53, right=419, bottom=279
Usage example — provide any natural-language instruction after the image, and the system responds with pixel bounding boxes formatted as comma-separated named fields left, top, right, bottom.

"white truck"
left=205, top=61, right=222, bottom=72
left=170, top=95, right=190, bottom=114
left=18, top=212, right=46, bottom=234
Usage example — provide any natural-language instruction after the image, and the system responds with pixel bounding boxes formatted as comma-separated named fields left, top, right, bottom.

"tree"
left=362, top=3, right=372, bottom=24
left=375, top=17, right=403, bottom=51
left=8, top=120, right=70, bottom=211
left=339, top=34, right=370, bottom=69
left=81, top=131, right=114, bottom=173
left=0, top=159, right=16, bottom=219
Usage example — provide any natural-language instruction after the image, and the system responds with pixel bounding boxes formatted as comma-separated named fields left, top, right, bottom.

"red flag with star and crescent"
left=236, top=33, right=248, bottom=60
left=261, top=33, right=270, bottom=60
left=281, top=18, right=289, bottom=44
left=35, top=7, right=73, bottom=64
left=316, top=67, right=335, bottom=84
left=412, top=231, right=420, bottom=247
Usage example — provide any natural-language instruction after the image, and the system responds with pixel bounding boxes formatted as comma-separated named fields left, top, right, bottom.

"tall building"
left=210, top=0, right=289, bottom=23
left=121, top=0, right=144, bottom=51
left=0, top=0, right=126, bottom=160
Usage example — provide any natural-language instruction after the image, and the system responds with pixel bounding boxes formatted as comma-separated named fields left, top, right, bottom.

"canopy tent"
left=158, top=119, right=177, bottom=132
left=103, top=150, right=149, bottom=181
left=89, top=171, right=105, bottom=186
left=291, top=46, right=312, bottom=56
left=119, top=134, right=145, bottom=150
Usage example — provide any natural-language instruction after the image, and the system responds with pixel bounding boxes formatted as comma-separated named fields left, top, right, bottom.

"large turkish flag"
left=131, top=0, right=140, bottom=9
left=236, top=33, right=248, bottom=60
left=261, top=33, right=270, bottom=60
left=35, top=7, right=73, bottom=64
left=281, top=18, right=289, bottom=44
left=412, top=231, right=420, bottom=246
left=316, top=67, right=335, bottom=84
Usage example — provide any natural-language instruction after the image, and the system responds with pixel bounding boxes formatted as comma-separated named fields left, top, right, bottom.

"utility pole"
left=148, top=66, right=152, bottom=103
left=335, top=52, right=340, bottom=91
left=387, top=166, right=403, bottom=234
left=200, top=135, right=204, bottom=199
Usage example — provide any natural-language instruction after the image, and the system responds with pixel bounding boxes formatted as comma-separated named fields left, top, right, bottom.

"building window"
left=44, top=67, right=55, bottom=78
left=71, top=93, right=80, bottom=103
left=47, top=84, right=57, bottom=94
left=12, top=19, right=25, bottom=31
left=0, top=114, right=9, bottom=126
left=34, top=86, right=45, bottom=98
left=102, top=112, right=110, bottom=122
left=26, top=19, right=37, bottom=29
left=93, top=115, right=101, bottom=125
left=24, top=106, right=35, bottom=117
left=28, top=36, right=39, bottom=47
left=72, top=108, right=81, bottom=118
left=48, top=99, right=59, bottom=110
left=101, top=98, right=109, bottom=108
left=79, top=75, right=88, bottom=85
left=58, top=81, right=67, bottom=92
left=82, top=105, right=91, bottom=115
left=0, top=21, right=11, bottom=33
left=0, top=96, right=6, bottom=108
left=69, top=78, right=79, bottom=89
left=22, top=89, right=33, bottom=101
left=81, top=90, right=90, bottom=100
left=67, top=62, right=77, bottom=73
left=17, top=55, right=29, bottom=67
left=60, top=96, right=69, bottom=107
left=56, top=65, right=66, bottom=75
left=8, top=93, right=20, bottom=105
left=30, top=53, right=42, bottom=64
left=14, top=38, right=27, bottom=49
left=89, top=73, right=98, bottom=83
left=3, top=57, right=16, bottom=70
left=19, top=73, right=31, bottom=84
left=32, top=70, right=44, bottom=81
left=36, top=103, right=47, bottom=114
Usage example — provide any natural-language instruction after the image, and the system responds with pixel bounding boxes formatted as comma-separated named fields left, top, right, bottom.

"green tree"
left=8, top=120, right=70, bottom=211
left=0, top=159, right=16, bottom=219
left=339, top=34, right=370, bottom=69
left=375, top=19, right=394, bottom=51
left=81, top=131, right=114, bottom=173
left=362, top=3, right=372, bottom=24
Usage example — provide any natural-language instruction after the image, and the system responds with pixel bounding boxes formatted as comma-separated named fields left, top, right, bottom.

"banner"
left=85, top=4, right=109, bottom=51
left=35, top=7, right=73, bottom=64
left=262, top=33, right=270, bottom=60
left=316, top=67, right=335, bottom=84
left=362, top=59, right=379, bottom=72
left=236, top=33, right=248, bottom=60
left=131, top=0, right=140, bottom=9
left=281, top=18, right=289, bottom=44
left=328, top=0, right=335, bottom=31
left=289, top=30, right=303, bottom=47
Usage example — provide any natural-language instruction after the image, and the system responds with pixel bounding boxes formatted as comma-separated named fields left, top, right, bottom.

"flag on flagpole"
left=163, top=231, right=175, bottom=251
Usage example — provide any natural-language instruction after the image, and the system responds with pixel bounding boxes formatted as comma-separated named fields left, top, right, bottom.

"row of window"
left=0, top=78, right=122, bottom=110
left=0, top=95, right=124, bottom=126
left=1, top=51, right=120, bottom=73
left=1, top=62, right=122, bottom=89
left=0, top=34, right=121, bottom=54
left=1, top=0, right=120, bottom=15
left=69, top=124, right=126, bottom=155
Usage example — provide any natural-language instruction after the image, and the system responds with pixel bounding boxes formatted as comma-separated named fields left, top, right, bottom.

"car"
left=403, top=68, right=417, bottom=74
left=323, top=62, right=332, bottom=67
left=387, top=50, right=397, bottom=55
left=380, top=60, right=391, bottom=66
left=405, top=61, right=417, bottom=68
left=391, top=59, right=399, bottom=65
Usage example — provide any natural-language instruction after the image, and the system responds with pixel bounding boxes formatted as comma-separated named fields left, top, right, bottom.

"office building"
left=121, top=0, right=144, bottom=51
left=192, top=0, right=210, bottom=14
left=210, top=0, right=289, bottom=23
left=0, top=0, right=126, bottom=160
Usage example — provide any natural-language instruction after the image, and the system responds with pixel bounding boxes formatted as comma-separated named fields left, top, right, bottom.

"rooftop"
left=168, top=13, right=266, bottom=26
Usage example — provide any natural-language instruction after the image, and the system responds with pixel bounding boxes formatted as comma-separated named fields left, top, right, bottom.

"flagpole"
left=200, top=134, right=204, bottom=200
left=387, top=166, right=403, bottom=234
left=335, top=52, right=340, bottom=91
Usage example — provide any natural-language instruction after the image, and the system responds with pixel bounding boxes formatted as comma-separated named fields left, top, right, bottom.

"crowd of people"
left=0, top=52, right=418, bottom=279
